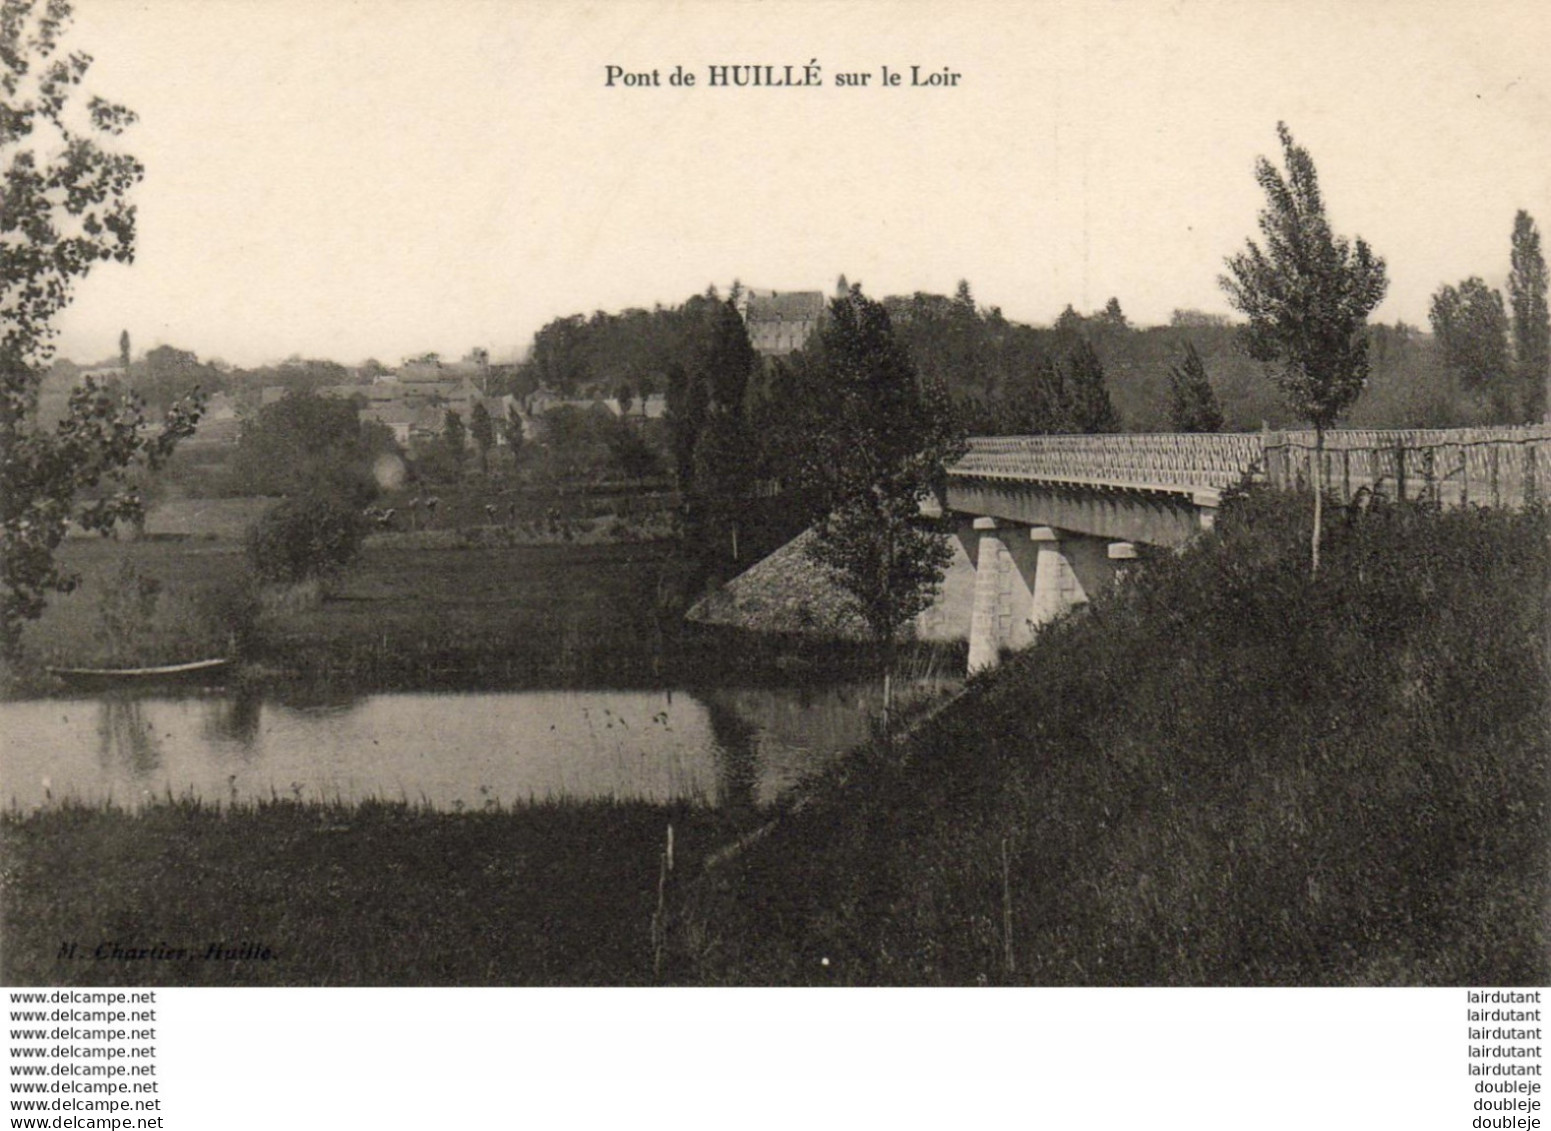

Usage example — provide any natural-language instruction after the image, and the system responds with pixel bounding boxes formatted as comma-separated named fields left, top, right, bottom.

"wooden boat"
left=46, top=657, right=233, bottom=689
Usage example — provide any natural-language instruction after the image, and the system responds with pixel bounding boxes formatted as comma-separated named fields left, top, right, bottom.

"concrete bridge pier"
left=967, top=520, right=1094, bottom=673
left=1027, top=526, right=1088, bottom=633
left=967, top=518, right=1011, bottom=673
left=1108, top=541, right=1138, bottom=583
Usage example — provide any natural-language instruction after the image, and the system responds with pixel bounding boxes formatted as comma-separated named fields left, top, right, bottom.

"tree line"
left=1428, top=210, right=1549, bottom=424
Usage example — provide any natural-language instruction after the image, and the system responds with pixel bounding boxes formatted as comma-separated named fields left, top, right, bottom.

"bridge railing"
left=950, top=433, right=1264, bottom=491
left=951, top=426, right=1551, bottom=509
left=1264, top=425, right=1551, bottom=509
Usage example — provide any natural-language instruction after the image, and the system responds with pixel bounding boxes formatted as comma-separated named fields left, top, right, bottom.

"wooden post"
left=1491, top=445, right=1501, bottom=507
left=1396, top=446, right=1407, bottom=502
left=1001, top=837, right=1015, bottom=976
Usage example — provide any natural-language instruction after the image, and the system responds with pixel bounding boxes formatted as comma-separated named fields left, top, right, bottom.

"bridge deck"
left=948, top=426, right=1551, bottom=509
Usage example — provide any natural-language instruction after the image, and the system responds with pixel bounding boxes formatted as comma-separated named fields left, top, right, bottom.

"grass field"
left=251, top=538, right=687, bottom=688
left=14, top=512, right=885, bottom=694
left=13, top=531, right=693, bottom=688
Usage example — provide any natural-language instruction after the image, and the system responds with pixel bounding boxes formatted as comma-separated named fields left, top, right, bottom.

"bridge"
left=935, top=425, right=1551, bottom=671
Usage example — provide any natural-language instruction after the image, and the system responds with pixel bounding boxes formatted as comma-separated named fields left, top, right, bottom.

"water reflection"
left=199, top=687, right=262, bottom=751
left=702, top=696, right=760, bottom=816
left=1, top=680, right=938, bottom=813
left=96, top=696, right=162, bottom=777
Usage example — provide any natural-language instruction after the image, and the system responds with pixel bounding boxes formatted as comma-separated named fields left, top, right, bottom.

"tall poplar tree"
left=689, top=298, right=758, bottom=562
left=1509, top=211, right=1549, bottom=422
left=1220, top=123, right=1387, bottom=574
left=469, top=400, right=495, bottom=474
left=803, top=285, right=964, bottom=692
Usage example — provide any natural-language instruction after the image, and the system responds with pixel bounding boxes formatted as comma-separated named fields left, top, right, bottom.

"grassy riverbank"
left=675, top=489, right=1550, bottom=986
left=0, top=798, right=733, bottom=986
left=7, top=528, right=882, bottom=693
left=10, top=534, right=682, bottom=683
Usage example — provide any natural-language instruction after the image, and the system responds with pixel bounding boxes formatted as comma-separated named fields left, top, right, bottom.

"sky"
left=36, top=0, right=1551, bottom=368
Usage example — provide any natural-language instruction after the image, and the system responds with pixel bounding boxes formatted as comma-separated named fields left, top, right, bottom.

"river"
left=1, top=679, right=951, bottom=813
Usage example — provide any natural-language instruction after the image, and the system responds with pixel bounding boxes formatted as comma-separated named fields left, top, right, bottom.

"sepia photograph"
left=1, top=0, right=1547, bottom=999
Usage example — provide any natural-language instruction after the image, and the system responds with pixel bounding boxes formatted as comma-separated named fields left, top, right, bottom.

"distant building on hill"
left=737, top=278, right=846, bottom=356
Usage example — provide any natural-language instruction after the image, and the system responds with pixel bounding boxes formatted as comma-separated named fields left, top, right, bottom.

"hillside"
left=677, top=488, right=1550, bottom=985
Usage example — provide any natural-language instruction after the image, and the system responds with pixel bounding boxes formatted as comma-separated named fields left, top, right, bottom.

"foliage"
left=690, top=409, right=754, bottom=558
left=1510, top=210, right=1549, bottom=422
left=885, top=289, right=1067, bottom=434
left=1348, top=320, right=1489, bottom=430
left=685, top=299, right=759, bottom=562
left=245, top=494, right=368, bottom=584
left=606, top=418, right=662, bottom=483
left=1053, top=304, right=1086, bottom=337
left=883, top=287, right=1472, bottom=434
left=0, top=0, right=204, bottom=659
left=92, top=556, right=161, bottom=660
left=442, top=408, right=466, bottom=452
left=1166, top=341, right=1224, bottom=432
left=514, top=294, right=724, bottom=398
left=1171, top=309, right=1231, bottom=328
left=1220, top=123, right=1389, bottom=430
left=880, top=286, right=1133, bottom=436
left=228, top=390, right=398, bottom=504
left=0, top=0, right=141, bottom=364
left=801, top=286, right=964, bottom=647
left=413, top=408, right=469, bottom=485
left=1220, top=122, right=1388, bottom=571
left=1061, top=339, right=1121, bottom=433
left=502, top=403, right=525, bottom=463
left=524, top=403, right=629, bottom=485
left=1429, top=276, right=1513, bottom=418
left=227, top=357, right=351, bottom=401
left=469, top=401, right=494, bottom=473
left=665, top=360, right=708, bottom=490
left=701, top=297, right=757, bottom=415
left=807, top=492, right=955, bottom=648
left=520, top=277, right=1490, bottom=471
left=133, top=344, right=221, bottom=409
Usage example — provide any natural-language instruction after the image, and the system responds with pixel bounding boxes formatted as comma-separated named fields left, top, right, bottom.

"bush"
left=228, top=391, right=401, bottom=504
left=245, top=495, right=368, bottom=584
